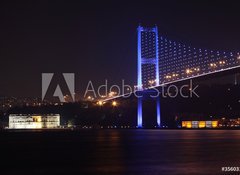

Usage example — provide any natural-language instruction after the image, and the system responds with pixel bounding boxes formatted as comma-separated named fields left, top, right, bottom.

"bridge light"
left=219, top=61, right=223, bottom=64
left=112, top=101, right=117, bottom=107
left=148, top=80, right=154, bottom=85
left=210, top=63, right=217, bottom=68
left=172, top=73, right=178, bottom=77
left=186, top=69, right=191, bottom=74
left=165, top=75, right=172, bottom=79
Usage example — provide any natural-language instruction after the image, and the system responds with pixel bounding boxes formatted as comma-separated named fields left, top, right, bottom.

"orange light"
left=182, top=121, right=192, bottom=128
left=112, top=101, right=117, bottom=107
left=186, top=69, right=191, bottom=74
left=198, top=121, right=206, bottom=128
left=186, top=121, right=192, bottom=128
left=97, top=101, right=103, bottom=106
left=212, top=121, right=218, bottom=128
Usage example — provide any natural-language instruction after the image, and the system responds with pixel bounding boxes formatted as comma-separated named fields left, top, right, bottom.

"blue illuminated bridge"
left=105, top=25, right=240, bottom=128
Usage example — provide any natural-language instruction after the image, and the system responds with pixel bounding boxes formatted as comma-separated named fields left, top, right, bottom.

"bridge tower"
left=137, top=25, right=161, bottom=128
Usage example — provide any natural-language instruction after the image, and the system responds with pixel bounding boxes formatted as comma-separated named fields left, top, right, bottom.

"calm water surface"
left=0, top=129, right=239, bottom=175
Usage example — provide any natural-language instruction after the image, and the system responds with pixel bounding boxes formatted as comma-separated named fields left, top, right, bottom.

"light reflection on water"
left=1, top=129, right=240, bottom=175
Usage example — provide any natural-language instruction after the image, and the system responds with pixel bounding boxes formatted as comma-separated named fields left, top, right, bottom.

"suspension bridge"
left=104, top=25, right=240, bottom=128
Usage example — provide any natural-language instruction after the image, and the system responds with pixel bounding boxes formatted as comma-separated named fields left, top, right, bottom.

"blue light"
left=137, top=97, right=142, bottom=128
left=155, top=26, right=160, bottom=86
left=156, top=97, right=161, bottom=127
left=137, top=25, right=161, bottom=128
left=137, top=25, right=142, bottom=90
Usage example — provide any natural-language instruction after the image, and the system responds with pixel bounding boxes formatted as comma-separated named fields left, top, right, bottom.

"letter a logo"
left=42, top=73, right=75, bottom=102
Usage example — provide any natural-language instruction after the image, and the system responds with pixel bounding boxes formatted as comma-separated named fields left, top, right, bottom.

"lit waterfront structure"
left=181, top=118, right=240, bottom=128
left=182, top=121, right=218, bottom=128
left=9, top=114, right=60, bottom=129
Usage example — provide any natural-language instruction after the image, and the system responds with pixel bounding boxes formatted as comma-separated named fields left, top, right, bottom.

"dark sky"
left=0, top=1, right=240, bottom=98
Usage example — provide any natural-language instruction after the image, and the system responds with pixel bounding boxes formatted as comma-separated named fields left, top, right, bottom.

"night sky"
left=0, top=1, right=240, bottom=98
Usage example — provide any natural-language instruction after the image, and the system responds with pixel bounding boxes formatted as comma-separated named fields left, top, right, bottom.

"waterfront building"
left=9, top=114, right=60, bottom=129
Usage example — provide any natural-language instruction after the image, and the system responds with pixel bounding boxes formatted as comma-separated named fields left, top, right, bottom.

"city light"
left=87, top=96, right=94, bottom=101
left=108, top=91, right=117, bottom=97
left=97, top=101, right=103, bottom=106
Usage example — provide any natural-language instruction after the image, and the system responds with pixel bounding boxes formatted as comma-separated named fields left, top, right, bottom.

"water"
left=0, top=129, right=240, bottom=175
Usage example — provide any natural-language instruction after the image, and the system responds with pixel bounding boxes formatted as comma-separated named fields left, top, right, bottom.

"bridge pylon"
left=137, top=25, right=161, bottom=128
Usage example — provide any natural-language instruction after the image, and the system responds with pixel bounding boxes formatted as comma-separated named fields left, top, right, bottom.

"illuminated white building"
left=9, top=114, right=60, bottom=129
